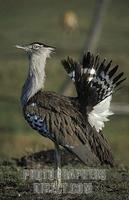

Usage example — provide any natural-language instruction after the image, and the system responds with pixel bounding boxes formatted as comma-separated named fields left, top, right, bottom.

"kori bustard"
left=16, top=42, right=125, bottom=188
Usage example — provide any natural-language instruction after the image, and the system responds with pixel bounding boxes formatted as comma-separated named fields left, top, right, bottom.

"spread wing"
left=62, top=52, right=126, bottom=132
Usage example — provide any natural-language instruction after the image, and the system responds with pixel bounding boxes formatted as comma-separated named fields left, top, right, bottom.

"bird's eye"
left=32, top=44, right=40, bottom=50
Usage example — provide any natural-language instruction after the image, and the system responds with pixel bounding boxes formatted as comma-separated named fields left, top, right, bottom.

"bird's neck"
left=21, top=53, right=47, bottom=106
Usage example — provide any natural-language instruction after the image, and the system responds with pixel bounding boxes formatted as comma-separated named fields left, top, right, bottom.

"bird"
left=16, top=42, right=125, bottom=188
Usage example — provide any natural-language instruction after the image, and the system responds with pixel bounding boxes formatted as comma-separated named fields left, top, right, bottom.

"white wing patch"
left=68, top=71, right=75, bottom=82
left=81, top=67, right=96, bottom=82
left=69, top=68, right=96, bottom=82
left=88, top=96, right=113, bottom=132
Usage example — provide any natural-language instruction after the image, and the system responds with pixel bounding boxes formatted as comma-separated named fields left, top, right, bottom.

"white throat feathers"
left=21, top=49, right=51, bottom=106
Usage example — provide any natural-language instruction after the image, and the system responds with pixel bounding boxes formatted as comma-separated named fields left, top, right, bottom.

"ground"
left=0, top=0, right=129, bottom=165
left=0, top=151, right=129, bottom=200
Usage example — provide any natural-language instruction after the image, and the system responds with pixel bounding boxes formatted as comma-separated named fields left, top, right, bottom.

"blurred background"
left=0, top=0, right=128, bottom=165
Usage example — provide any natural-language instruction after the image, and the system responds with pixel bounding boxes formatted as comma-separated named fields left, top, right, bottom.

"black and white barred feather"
left=62, top=52, right=126, bottom=132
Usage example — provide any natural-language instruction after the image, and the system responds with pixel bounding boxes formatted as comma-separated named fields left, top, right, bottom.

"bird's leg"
left=54, top=143, right=62, bottom=190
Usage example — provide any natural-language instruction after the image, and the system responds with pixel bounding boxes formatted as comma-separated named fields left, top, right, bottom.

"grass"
left=0, top=163, right=129, bottom=200
left=0, top=0, right=129, bottom=165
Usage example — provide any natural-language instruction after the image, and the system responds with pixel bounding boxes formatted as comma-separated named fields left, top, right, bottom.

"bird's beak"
left=15, top=45, right=29, bottom=51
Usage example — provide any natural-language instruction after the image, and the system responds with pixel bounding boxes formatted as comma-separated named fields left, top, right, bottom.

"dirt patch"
left=0, top=150, right=129, bottom=200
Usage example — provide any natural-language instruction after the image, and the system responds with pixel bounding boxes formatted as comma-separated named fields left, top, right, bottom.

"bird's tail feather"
left=61, top=52, right=123, bottom=166
left=62, top=52, right=126, bottom=107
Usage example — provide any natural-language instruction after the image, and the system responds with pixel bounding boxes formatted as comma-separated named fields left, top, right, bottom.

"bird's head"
left=16, top=42, right=55, bottom=58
